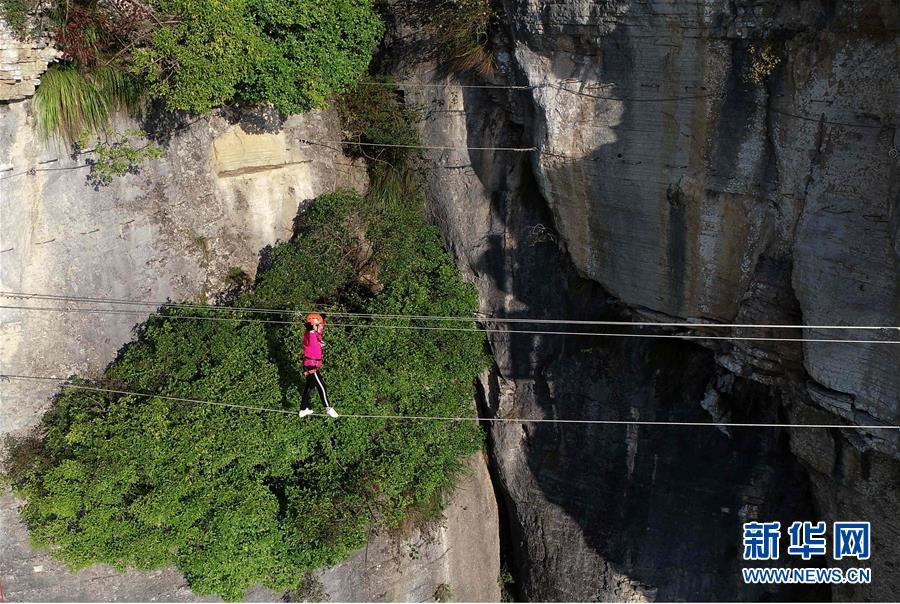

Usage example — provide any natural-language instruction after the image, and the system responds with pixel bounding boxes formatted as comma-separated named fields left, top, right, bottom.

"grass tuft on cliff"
left=5, top=82, right=487, bottom=600
left=433, top=0, right=495, bottom=77
left=34, top=65, right=144, bottom=143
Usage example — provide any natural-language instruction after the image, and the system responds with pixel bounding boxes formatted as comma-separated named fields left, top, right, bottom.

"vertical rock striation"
left=384, top=0, right=898, bottom=600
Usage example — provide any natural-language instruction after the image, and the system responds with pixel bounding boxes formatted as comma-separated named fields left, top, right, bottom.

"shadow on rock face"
left=521, top=336, right=830, bottom=601
left=469, top=161, right=829, bottom=600
left=141, top=101, right=287, bottom=148
left=451, top=32, right=828, bottom=601
left=140, top=100, right=197, bottom=147
left=220, top=103, right=285, bottom=135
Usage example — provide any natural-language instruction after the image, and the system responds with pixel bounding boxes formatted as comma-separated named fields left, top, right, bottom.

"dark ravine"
left=382, top=0, right=898, bottom=600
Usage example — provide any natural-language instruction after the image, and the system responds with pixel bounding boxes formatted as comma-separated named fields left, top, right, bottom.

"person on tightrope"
left=298, top=313, right=339, bottom=418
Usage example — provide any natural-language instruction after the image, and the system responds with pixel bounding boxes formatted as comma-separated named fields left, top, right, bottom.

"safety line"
left=298, top=138, right=536, bottom=152
left=2, top=292, right=898, bottom=331
left=289, top=322, right=900, bottom=345
left=767, top=106, right=891, bottom=130
left=362, top=80, right=720, bottom=102
left=360, top=80, right=534, bottom=90
left=1, top=375, right=295, bottom=416
left=0, top=163, right=91, bottom=181
left=2, top=374, right=896, bottom=431
left=2, top=304, right=899, bottom=345
left=2, top=102, right=888, bottom=184
left=359, top=80, right=894, bottom=129
left=548, top=83, right=722, bottom=103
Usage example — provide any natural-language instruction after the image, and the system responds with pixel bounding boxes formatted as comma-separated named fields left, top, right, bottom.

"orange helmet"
left=305, top=313, right=324, bottom=326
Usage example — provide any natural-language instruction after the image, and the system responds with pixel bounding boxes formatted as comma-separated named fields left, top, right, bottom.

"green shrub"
left=240, top=0, right=385, bottom=114
left=336, top=77, right=430, bottom=221
left=337, top=79, right=421, bottom=168
left=81, top=129, right=163, bottom=188
left=227, top=267, right=248, bottom=282
left=129, top=0, right=262, bottom=114
left=498, top=566, right=515, bottom=602
left=0, top=0, right=42, bottom=38
left=434, top=583, right=453, bottom=602
left=8, top=187, right=486, bottom=597
left=29, top=0, right=382, bottom=143
left=131, top=0, right=383, bottom=114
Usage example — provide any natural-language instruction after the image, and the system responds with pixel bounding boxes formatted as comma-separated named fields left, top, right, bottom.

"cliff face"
left=385, top=0, right=898, bottom=600
left=511, top=0, right=899, bottom=437
left=0, top=102, right=365, bottom=434
left=2, top=0, right=897, bottom=601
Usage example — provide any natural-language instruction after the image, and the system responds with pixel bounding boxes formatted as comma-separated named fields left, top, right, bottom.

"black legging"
left=300, top=368, right=330, bottom=410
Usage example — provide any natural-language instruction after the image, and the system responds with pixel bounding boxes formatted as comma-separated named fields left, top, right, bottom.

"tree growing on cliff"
left=6, top=86, right=488, bottom=597
left=6, top=189, right=486, bottom=598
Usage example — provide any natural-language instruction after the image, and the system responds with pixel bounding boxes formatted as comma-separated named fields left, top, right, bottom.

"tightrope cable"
left=358, top=80, right=894, bottom=129
left=298, top=138, right=536, bottom=152
left=2, top=374, right=896, bottom=431
left=2, top=304, right=899, bottom=345
left=2, top=292, right=897, bottom=331
left=360, top=80, right=535, bottom=90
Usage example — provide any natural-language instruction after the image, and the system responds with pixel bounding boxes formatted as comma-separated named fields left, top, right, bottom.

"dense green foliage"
left=128, top=0, right=260, bottom=114
left=26, top=0, right=382, bottom=139
left=132, top=0, right=383, bottom=113
left=8, top=83, right=487, bottom=599
left=335, top=79, right=425, bottom=214
left=240, top=0, right=385, bottom=113
left=336, top=79, right=421, bottom=166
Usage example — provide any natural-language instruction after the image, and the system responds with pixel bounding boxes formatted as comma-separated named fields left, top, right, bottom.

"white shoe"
left=298, top=408, right=314, bottom=418
left=326, top=407, right=339, bottom=418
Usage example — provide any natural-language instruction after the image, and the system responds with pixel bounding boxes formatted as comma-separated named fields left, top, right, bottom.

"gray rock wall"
left=510, top=0, right=899, bottom=435
left=384, top=0, right=898, bottom=600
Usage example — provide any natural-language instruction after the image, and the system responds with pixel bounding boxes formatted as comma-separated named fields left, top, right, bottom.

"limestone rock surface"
left=384, top=0, right=899, bottom=600
left=0, top=20, right=58, bottom=101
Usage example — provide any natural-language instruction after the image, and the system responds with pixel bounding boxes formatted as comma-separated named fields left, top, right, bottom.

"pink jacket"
left=302, top=331, right=323, bottom=368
